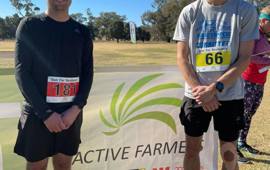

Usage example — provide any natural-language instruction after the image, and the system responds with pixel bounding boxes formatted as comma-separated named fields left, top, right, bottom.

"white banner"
left=0, top=69, right=218, bottom=170
left=129, top=22, right=136, bottom=44
left=71, top=70, right=218, bottom=170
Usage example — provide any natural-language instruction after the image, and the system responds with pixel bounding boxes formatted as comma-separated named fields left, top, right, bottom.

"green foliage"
left=3, top=1, right=151, bottom=41
left=94, top=12, right=126, bottom=40
left=142, top=0, right=191, bottom=42
left=136, top=26, right=151, bottom=42
left=70, top=13, right=87, bottom=24
left=111, top=21, right=125, bottom=42
left=99, top=73, right=182, bottom=136
left=10, top=0, right=40, bottom=17
left=0, top=14, right=21, bottom=39
left=0, top=0, right=40, bottom=39
left=85, top=8, right=97, bottom=39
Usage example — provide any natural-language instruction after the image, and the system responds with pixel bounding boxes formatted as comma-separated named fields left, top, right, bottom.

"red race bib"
left=46, top=76, right=79, bottom=103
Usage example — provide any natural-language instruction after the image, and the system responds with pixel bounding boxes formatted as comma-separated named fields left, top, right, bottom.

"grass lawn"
left=0, top=40, right=15, bottom=52
left=0, top=118, right=25, bottom=170
left=0, top=41, right=177, bottom=69
left=0, top=41, right=270, bottom=170
left=93, top=41, right=177, bottom=66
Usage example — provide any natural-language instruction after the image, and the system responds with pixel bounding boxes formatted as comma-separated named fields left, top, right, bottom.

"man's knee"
left=220, top=142, right=237, bottom=162
left=53, top=154, right=72, bottom=170
left=54, top=161, right=71, bottom=170
left=185, top=135, right=203, bottom=159
left=186, top=145, right=203, bottom=158
left=223, top=150, right=236, bottom=161
left=27, top=160, right=48, bottom=170
left=185, top=143, right=203, bottom=159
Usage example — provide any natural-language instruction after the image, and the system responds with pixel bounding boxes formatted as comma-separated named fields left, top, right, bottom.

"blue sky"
left=0, top=0, right=154, bottom=26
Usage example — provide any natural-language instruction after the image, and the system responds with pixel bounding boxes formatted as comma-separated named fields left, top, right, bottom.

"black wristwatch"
left=215, top=81, right=224, bottom=93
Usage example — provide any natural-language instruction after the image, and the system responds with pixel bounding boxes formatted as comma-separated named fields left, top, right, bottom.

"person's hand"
left=201, top=96, right=221, bottom=112
left=44, top=112, right=67, bottom=133
left=62, top=105, right=81, bottom=129
left=192, top=84, right=216, bottom=104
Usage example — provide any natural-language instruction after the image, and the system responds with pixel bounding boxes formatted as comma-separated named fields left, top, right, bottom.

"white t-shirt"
left=173, top=0, right=259, bottom=100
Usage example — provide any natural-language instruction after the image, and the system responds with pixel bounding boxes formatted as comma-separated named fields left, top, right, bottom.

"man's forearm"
left=176, top=42, right=201, bottom=89
left=215, top=56, right=250, bottom=88
left=177, top=59, right=201, bottom=89
left=215, top=40, right=254, bottom=89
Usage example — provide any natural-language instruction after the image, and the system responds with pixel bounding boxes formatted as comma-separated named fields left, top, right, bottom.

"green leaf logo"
left=99, top=73, right=182, bottom=136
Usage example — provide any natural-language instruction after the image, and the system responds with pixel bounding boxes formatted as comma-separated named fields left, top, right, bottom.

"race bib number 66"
left=46, top=76, right=79, bottom=103
left=196, top=51, right=231, bottom=72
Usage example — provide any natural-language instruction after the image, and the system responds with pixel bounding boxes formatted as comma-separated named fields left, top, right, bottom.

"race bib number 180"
left=46, top=76, right=79, bottom=103
left=196, top=51, right=231, bottom=72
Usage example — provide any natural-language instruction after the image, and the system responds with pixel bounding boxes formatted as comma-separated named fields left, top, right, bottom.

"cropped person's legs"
left=52, top=153, right=72, bottom=170
left=238, top=81, right=263, bottom=155
left=184, top=135, right=203, bottom=170
left=214, top=100, right=245, bottom=166
left=220, top=141, right=238, bottom=170
left=180, top=97, right=212, bottom=170
left=26, top=158, right=49, bottom=170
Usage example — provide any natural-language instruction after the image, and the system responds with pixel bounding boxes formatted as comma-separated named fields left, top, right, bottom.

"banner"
left=0, top=67, right=218, bottom=170
left=129, top=22, right=136, bottom=44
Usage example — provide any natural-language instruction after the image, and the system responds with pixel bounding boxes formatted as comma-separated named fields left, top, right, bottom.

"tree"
left=4, top=14, right=21, bottom=38
left=94, top=12, right=126, bottom=40
left=70, top=13, right=87, bottom=24
left=123, top=22, right=130, bottom=41
left=136, top=26, right=151, bottom=42
left=10, top=0, right=40, bottom=17
left=142, top=0, right=191, bottom=42
left=0, top=14, right=21, bottom=39
left=0, top=18, right=6, bottom=39
left=111, top=21, right=125, bottom=42
left=85, top=8, right=97, bottom=39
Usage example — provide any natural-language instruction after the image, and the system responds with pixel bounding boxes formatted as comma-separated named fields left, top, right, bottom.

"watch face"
left=216, top=82, right=224, bottom=92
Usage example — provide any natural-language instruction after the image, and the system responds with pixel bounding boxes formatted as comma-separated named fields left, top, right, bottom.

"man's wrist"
left=72, top=101, right=85, bottom=110
left=209, top=83, right=217, bottom=95
left=215, top=81, right=224, bottom=93
left=71, top=105, right=82, bottom=114
left=42, top=109, right=54, bottom=121
left=191, top=83, right=201, bottom=90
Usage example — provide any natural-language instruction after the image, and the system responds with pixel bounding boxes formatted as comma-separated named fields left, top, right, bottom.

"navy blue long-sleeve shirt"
left=15, top=14, right=93, bottom=121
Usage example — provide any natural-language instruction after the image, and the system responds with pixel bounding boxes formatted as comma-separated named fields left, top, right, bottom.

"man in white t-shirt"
left=174, top=0, right=259, bottom=169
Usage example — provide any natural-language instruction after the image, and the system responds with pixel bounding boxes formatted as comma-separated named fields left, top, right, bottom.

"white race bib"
left=46, top=76, right=79, bottom=103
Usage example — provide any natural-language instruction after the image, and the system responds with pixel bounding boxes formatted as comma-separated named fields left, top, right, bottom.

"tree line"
left=1, top=0, right=152, bottom=41
left=0, top=0, right=267, bottom=42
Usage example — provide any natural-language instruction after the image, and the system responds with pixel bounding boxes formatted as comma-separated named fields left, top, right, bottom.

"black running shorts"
left=14, top=112, right=82, bottom=162
left=179, top=96, right=244, bottom=142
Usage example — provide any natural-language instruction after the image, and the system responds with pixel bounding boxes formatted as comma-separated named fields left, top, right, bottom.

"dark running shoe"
left=237, top=149, right=251, bottom=164
left=238, top=142, right=260, bottom=154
